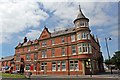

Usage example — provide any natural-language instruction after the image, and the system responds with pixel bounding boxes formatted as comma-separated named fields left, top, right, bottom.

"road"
left=1, top=78, right=119, bottom=80
left=1, top=70, right=120, bottom=80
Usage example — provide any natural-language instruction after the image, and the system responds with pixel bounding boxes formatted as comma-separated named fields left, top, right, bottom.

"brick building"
left=14, top=6, right=104, bottom=75
left=0, top=55, right=14, bottom=70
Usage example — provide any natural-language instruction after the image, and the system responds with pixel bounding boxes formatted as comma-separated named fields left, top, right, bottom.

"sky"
left=0, top=0, right=119, bottom=60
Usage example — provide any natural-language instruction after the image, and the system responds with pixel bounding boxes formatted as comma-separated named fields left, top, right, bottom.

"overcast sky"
left=0, top=0, right=119, bottom=60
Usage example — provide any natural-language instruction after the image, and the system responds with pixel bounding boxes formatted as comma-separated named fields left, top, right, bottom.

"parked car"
left=2, top=66, right=10, bottom=73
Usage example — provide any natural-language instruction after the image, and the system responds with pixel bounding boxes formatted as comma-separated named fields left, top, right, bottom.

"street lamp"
left=105, top=37, right=112, bottom=74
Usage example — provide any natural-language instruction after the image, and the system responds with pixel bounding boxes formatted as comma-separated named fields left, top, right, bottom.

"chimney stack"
left=24, top=37, right=27, bottom=43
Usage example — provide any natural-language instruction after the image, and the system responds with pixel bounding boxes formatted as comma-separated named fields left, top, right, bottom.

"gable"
left=39, top=27, right=51, bottom=40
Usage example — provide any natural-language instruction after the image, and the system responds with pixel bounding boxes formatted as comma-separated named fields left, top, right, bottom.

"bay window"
left=78, top=43, right=92, bottom=54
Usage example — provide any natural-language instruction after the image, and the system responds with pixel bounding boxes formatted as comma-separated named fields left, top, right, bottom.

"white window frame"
left=26, top=54, right=30, bottom=61
left=62, top=48, right=65, bottom=56
left=61, top=61, right=66, bottom=71
left=61, top=37, right=65, bottom=43
left=41, top=62, right=47, bottom=71
left=34, top=45, right=38, bottom=50
left=52, top=62, right=56, bottom=71
left=16, top=65, right=19, bottom=71
left=71, top=35, right=75, bottom=42
left=82, top=32, right=90, bottom=40
left=57, top=61, right=60, bottom=71
left=52, top=39, right=55, bottom=45
left=72, top=45, right=76, bottom=55
left=42, top=50, right=47, bottom=58
left=34, top=54, right=37, bottom=60
left=78, top=43, right=92, bottom=54
left=28, top=47, right=30, bottom=51
left=77, top=33, right=81, bottom=40
left=52, top=49, right=55, bottom=57
left=78, top=44, right=82, bottom=54
left=80, top=21, right=85, bottom=27
left=26, top=64, right=30, bottom=71
left=34, top=64, right=37, bottom=71
left=42, top=42, right=46, bottom=47
left=70, top=60, right=79, bottom=71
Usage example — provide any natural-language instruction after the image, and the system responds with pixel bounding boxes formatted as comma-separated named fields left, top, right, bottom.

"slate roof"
left=51, top=27, right=76, bottom=37
left=0, top=55, right=14, bottom=62
left=77, top=5, right=86, bottom=19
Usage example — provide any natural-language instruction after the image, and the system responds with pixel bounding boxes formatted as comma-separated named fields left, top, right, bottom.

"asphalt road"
left=1, top=78, right=120, bottom=80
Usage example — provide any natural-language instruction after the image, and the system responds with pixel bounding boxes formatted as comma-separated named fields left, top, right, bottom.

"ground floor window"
left=70, top=60, right=78, bottom=71
left=16, top=65, right=19, bottom=70
left=26, top=64, right=30, bottom=71
left=34, top=64, right=37, bottom=71
left=41, top=62, right=47, bottom=71
left=61, top=61, right=66, bottom=71
left=57, top=61, right=60, bottom=71
left=52, top=62, right=56, bottom=71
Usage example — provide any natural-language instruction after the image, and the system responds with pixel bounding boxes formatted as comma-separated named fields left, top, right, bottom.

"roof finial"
left=79, top=4, right=81, bottom=12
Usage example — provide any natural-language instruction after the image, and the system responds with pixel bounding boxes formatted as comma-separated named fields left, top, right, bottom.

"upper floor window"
left=85, top=22, right=88, bottom=27
left=77, top=33, right=81, bottom=40
left=26, top=54, right=30, bottom=60
left=28, top=47, right=30, bottom=51
left=42, top=42, right=46, bottom=47
left=42, top=50, right=47, bottom=58
left=34, top=45, right=38, bottom=50
left=16, top=53, right=20, bottom=61
left=71, top=35, right=75, bottom=42
left=61, top=48, right=65, bottom=56
left=80, top=21, right=84, bottom=27
left=22, top=48, right=24, bottom=52
left=82, top=32, right=90, bottom=39
left=71, top=45, right=76, bottom=55
left=52, top=49, right=55, bottom=57
left=34, top=54, right=37, bottom=60
left=61, top=37, right=65, bottom=43
left=52, top=39, right=55, bottom=45
left=78, top=43, right=92, bottom=54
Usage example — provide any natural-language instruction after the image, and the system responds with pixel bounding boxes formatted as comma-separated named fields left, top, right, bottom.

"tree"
left=111, top=51, right=120, bottom=70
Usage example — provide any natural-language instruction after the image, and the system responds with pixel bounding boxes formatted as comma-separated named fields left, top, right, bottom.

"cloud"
left=0, top=0, right=49, bottom=44
left=0, top=1, right=118, bottom=44
left=25, top=30, right=41, bottom=40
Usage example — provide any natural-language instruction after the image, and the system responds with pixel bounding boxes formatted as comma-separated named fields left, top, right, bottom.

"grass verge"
left=2, top=73, right=25, bottom=78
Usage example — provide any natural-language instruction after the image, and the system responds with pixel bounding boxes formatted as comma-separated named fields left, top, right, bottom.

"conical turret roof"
left=77, top=5, right=86, bottom=18
left=74, top=5, right=89, bottom=23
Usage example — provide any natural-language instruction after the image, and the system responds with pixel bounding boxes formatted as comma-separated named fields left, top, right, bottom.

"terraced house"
left=14, top=6, right=104, bottom=75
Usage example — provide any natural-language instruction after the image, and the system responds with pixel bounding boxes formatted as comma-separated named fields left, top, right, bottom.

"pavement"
left=1, top=70, right=120, bottom=80
left=31, top=70, right=120, bottom=79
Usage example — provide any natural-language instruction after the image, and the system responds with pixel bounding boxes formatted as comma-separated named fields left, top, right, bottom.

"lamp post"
left=105, top=37, right=112, bottom=74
